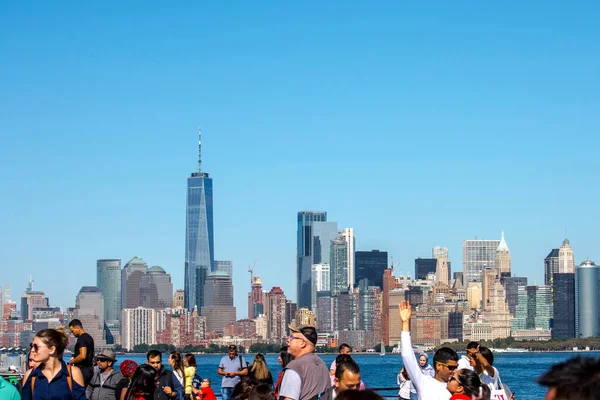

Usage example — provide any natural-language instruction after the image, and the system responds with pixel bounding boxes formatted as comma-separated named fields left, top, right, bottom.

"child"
left=197, top=378, right=217, bottom=400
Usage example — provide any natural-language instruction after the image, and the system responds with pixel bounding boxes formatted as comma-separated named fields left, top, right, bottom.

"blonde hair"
left=250, top=353, right=270, bottom=381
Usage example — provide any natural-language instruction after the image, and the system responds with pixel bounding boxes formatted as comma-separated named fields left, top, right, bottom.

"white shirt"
left=479, top=366, right=499, bottom=390
left=457, top=355, right=474, bottom=371
left=401, top=332, right=451, bottom=400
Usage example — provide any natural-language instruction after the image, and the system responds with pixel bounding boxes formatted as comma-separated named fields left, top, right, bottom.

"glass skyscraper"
left=575, top=260, right=599, bottom=338
left=462, top=239, right=501, bottom=283
left=355, top=250, right=388, bottom=289
left=185, top=131, right=214, bottom=311
left=297, top=211, right=327, bottom=309
left=96, top=259, right=121, bottom=324
left=552, top=273, right=575, bottom=339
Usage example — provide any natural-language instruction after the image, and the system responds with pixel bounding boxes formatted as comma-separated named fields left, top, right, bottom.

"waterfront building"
left=575, top=260, right=600, bottom=338
left=500, top=276, right=527, bottom=315
left=330, top=237, right=349, bottom=296
left=388, top=289, right=406, bottom=346
left=214, top=260, right=233, bottom=279
left=414, top=258, right=437, bottom=280
left=336, top=330, right=374, bottom=350
left=20, top=279, right=48, bottom=321
left=121, top=256, right=148, bottom=309
left=448, top=311, right=463, bottom=340
left=462, top=238, right=501, bottom=284
left=201, top=272, right=235, bottom=334
left=311, top=263, right=330, bottom=314
left=96, top=259, right=121, bottom=325
left=297, top=211, right=327, bottom=309
left=254, top=314, right=268, bottom=339
left=558, top=238, right=575, bottom=274
left=335, top=291, right=360, bottom=331
left=463, top=322, right=493, bottom=342
left=248, top=274, right=267, bottom=319
left=185, top=129, right=214, bottom=311
left=74, top=286, right=106, bottom=346
left=121, top=307, right=157, bottom=350
left=495, top=232, right=511, bottom=277
left=511, top=285, right=552, bottom=332
left=286, top=300, right=297, bottom=327
left=355, top=250, right=388, bottom=289
left=341, top=228, right=356, bottom=289
left=295, top=307, right=314, bottom=326
left=410, top=310, right=444, bottom=347
left=552, top=273, right=575, bottom=339
left=359, top=283, right=382, bottom=345
left=381, top=268, right=396, bottom=346
left=173, top=290, right=185, bottom=309
left=140, top=266, right=173, bottom=309
left=267, top=287, right=286, bottom=339
left=544, top=249, right=560, bottom=286
left=316, top=291, right=333, bottom=332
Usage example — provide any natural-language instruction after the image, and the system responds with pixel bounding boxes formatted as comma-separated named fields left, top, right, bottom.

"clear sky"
left=1, top=2, right=599, bottom=318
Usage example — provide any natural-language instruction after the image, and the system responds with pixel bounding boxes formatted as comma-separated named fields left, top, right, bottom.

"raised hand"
left=399, top=300, right=412, bottom=322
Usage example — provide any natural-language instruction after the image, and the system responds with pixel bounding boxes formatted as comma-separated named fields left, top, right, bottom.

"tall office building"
left=511, top=285, right=552, bottom=332
left=311, top=264, right=330, bottom=313
left=312, top=222, right=338, bottom=265
left=297, top=211, right=327, bottom=309
left=462, top=238, right=501, bottom=284
left=544, top=249, right=560, bottom=286
left=341, top=228, right=356, bottom=288
left=74, top=287, right=106, bottom=346
left=500, top=276, right=527, bottom=315
left=433, top=247, right=448, bottom=259
left=267, top=287, right=287, bottom=339
left=121, top=257, right=148, bottom=309
left=248, top=275, right=267, bottom=319
left=215, top=260, right=233, bottom=279
left=495, top=232, right=511, bottom=277
left=330, top=237, right=349, bottom=296
left=97, top=259, right=121, bottom=324
left=121, top=307, right=157, bottom=350
left=20, top=279, right=48, bottom=321
left=201, top=272, right=236, bottom=334
left=558, top=238, right=575, bottom=274
left=140, top=266, right=174, bottom=309
left=355, top=250, right=388, bottom=289
left=552, top=273, right=575, bottom=339
left=173, top=290, right=185, bottom=309
left=185, top=129, right=215, bottom=311
left=415, top=258, right=437, bottom=280
left=575, top=260, right=600, bottom=338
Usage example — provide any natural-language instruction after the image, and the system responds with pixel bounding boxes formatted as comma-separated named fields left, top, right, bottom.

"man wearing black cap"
left=217, top=345, right=248, bottom=400
left=279, top=325, right=330, bottom=400
left=85, top=350, right=123, bottom=400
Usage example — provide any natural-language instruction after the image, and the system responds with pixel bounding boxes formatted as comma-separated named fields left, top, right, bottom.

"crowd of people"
left=1, top=311, right=600, bottom=400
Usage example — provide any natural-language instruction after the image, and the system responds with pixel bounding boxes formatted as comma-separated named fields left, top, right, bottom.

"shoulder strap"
left=31, top=376, right=36, bottom=397
left=66, top=363, right=74, bottom=398
left=495, top=371, right=503, bottom=390
left=239, top=355, right=243, bottom=369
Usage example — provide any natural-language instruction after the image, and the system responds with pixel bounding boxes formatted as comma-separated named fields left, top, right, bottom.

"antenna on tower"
left=198, top=127, right=202, bottom=173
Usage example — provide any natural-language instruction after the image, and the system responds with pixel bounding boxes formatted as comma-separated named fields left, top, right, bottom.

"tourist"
left=538, top=355, right=600, bottom=400
left=399, top=300, right=458, bottom=400
left=116, top=360, right=139, bottom=400
left=321, top=357, right=362, bottom=400
left=457, top=342, right=478, bottom=371
left=248, top=354, right=273, bottom=386
left=86, top=349, right=123, bottom=400
left=278, top=324, right=330, bottom=400
left=0, top=375, right=20, bottom=400
left=248, top=383, right=275, bottom=400
left=329, top=343, right=351, bottom=381
left=232, top=380, right=257, bottom=400
left=124, top=364, right=157, bottom=400
left=406, top=353, right=435, bottom=400
left=218, top=345, right=248, bottom=400
left=184, top=354, right=199, bottom=400
left=446, top=368, right=490, bottom=400
left=169, top=351, right=186, bottom=400
left=147, top=349, right=176, bottom=400
left=274, top=346, right=293, bottom=398
left=397, top=368, right=410, bottom=400
left=471, top=346, right=512, bottom=398
left=22, top=328, right=86, bottom=400
left=68, top=319, right=95, bottom=387
left=197, top=378, right=217, bottom=400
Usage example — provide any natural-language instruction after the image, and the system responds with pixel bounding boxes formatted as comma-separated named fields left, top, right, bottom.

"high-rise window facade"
left=575, top=260, right=600, bottom=338
left=185, top=133, right=214, bottom=311
left=97, top=259, right=121, bottom=324
left=552, top=273, right=575, bottom=339
left=355, top=250, right=388, bottom=289
left=330, top=238, right=348, bottom=296
left=462, top=239, right=500, bottom=284
left=414, top=258, right=437, bottom=280
left=297, top=211, right=327, bottom=309
left=544, top=249, right=559, bottom=286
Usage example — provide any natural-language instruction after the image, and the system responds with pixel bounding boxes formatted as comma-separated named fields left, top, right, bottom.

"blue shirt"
left=22, top=359, right=86, bottom=400
left=218, top=355, right=247, bottom=388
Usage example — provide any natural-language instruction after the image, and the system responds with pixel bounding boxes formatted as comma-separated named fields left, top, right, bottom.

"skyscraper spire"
left=198, top=127, right=202, bottom=173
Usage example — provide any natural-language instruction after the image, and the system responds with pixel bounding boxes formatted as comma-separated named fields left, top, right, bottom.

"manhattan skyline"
left=1, top=3, right=599, bottom=317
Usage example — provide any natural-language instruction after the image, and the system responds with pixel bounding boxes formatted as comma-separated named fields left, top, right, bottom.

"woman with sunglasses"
left=446, top=369, right=490, bottom=400
left=21, top=328, right=86, bottom=400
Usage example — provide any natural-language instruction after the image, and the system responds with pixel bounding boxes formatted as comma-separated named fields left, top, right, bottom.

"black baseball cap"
left=288, top=324, right=318, bottom=346
left=228, top=344, right=237, bottom=350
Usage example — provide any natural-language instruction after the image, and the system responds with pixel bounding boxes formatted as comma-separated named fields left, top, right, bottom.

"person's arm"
left=473, top=347, right=495, bottom=377
left=71, top=365, right=85, bottom=387
left=85, top=377, right=94, bottom=399
left=69, top=346, right=87, bottom=365
left=278, top=369, right=301, bottom=400
left=399, top=301, right=424, bottom=396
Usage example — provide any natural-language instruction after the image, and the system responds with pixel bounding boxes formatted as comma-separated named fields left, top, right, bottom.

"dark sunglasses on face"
left=436, top=361, right=457, bottom=371
left=29, top=343, right=47, bottom=352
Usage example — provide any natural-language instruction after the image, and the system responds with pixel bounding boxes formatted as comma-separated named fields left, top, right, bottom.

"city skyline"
left=2, top=3, right=600, bottom=317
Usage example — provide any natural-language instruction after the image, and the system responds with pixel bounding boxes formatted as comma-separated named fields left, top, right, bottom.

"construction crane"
left=248, top=258, right=258, bottom=286
left=390, top=256, right=401, bottom=275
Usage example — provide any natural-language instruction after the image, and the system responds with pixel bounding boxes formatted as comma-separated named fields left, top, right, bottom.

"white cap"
left=8, top=365, right=17, bottom=371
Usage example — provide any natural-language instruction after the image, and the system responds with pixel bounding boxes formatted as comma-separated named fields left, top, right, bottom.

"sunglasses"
left=448, top=376, right=458, bottom=382
left=436, top=361, right=457, bottom=371
left=29, top=343, right=48, bottom=352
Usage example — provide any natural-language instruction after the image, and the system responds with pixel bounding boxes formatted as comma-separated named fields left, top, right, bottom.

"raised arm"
left=399, top=301, right=424, bottom=396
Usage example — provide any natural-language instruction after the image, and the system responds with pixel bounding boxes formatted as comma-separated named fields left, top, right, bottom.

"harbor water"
left=113, top=351, right=600, bottom=400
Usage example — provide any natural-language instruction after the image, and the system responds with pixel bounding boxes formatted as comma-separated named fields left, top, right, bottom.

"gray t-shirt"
left=219, top=355, right=248, bottom=388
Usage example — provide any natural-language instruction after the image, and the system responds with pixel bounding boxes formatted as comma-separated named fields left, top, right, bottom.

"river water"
left=115, top=351, right=600, bottom=400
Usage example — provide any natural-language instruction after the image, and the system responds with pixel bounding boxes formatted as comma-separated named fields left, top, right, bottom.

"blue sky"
left=1, top=2, right=599, bottom=318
